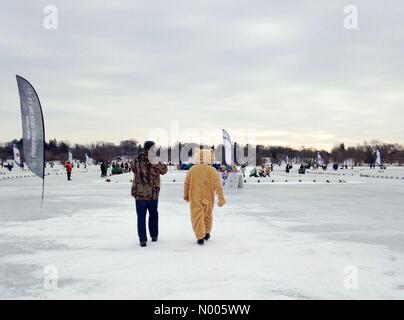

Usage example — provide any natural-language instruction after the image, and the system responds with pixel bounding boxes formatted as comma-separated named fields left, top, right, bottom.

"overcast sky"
left=1, top=0, right=403, bottom=149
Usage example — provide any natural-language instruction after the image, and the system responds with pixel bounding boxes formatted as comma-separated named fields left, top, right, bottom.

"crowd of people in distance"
left=100, top=160, right=132, bottom=178
left=249, top=164, right=273, bottom=178
left=243, top=161, right=357, bottom=177
left=310, top=163, right=328, bottom=170
left=0, top=160, right=25, bottom=171
left=0, top=161, right=15, bottom=171
left=61, top=159, right=133, bottom=181
left=111, top=161, right=131, bottom=175
left=369, top=163, right=387, bottom=170
left=178, top=162, right=239, bottom=175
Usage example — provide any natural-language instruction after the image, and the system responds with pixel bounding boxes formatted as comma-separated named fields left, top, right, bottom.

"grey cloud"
left=0, top=0, right=403, bottom=148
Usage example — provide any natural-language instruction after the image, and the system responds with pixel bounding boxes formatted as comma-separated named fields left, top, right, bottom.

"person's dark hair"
left=144, top=141, right=155, bottom=151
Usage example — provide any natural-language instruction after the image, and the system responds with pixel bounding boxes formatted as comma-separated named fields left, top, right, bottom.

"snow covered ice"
left=1, top=165, right=404, bottom=299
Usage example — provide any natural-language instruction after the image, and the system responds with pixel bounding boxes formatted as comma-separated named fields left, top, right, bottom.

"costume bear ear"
left=193, top=147, right=201, bottom=163
left=193, top=147, right=200, bottom=159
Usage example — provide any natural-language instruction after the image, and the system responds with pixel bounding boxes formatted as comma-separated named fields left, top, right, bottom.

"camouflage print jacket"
left=131, top=152, right=168, bottom=200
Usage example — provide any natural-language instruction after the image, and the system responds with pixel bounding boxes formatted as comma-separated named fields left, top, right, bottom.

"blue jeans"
left=135, top=199, right=159, bottom=243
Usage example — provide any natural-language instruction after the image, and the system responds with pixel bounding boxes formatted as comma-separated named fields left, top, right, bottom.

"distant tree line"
left=1, top=138, right=404, bottom=166
left=256, top=141, right=404, bottom=166
left=0, top=139, right=142, bottom=163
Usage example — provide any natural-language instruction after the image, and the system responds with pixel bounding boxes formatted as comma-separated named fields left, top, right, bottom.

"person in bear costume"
left=183, top=148, right=226, bottom=245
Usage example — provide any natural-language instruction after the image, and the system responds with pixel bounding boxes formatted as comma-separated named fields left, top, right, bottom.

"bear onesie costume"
left=183, top=149, right=226, bottom=243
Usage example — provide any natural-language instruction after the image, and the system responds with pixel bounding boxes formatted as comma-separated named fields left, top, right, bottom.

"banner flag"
left=16, top=75, right=45, bottom=201
left=68, top=150, right=73, bottom=163
left=375, top=148, right=381, bottom=166
left=316, top=152, right=323, bottom=166
left=222, top=129, right=232, bottom=165
left=85, top=153, right=93, bottom=165
left=13, top=143, right=22, bottom=166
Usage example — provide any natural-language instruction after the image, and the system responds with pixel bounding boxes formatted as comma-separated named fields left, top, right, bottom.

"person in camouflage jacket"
left=131, top=141, right=168, bottom=247
left=131, top=151, right=168, bottom=200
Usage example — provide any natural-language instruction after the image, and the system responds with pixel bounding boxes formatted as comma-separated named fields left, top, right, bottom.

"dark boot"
left=151, top=237, right=158, bottom=242
left=197, top=239, right=204, bottom=245
left=204, top=234, right=211, bottom=240
left=140, top=242, right=147, bottom=247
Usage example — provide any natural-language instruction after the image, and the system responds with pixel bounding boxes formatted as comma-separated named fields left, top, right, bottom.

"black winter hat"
left=144, top=141, right=155, bottom=151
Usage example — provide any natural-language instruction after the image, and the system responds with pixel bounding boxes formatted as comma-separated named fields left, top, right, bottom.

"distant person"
left=266, top=165, right=271, bottom=177
left=259, top=165, right=266, bottom=177
left=333, top=162, right=338, bottom=171
left=131, top=141, right=168, bottom=247
left=298, top=164, right=306, bottom=174
left=240, top=164, right=246, bottom=177
left=100, top=161, right=107, bottom=177
left=112, top=163, right=123, bottom=175
left=64, top=161, right=73, bottom=180
left=4, top=162, right=13, bottom=171
left=249, top=167, right=259, bottom=177
left=286, top=163, right=290, bottom=173
left=184, top=149, right=225, bottom=245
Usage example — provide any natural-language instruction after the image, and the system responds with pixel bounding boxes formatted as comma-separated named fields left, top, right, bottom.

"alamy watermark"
left=343, top=265, right=358, bottom=290
left=43, top=5, right=58, bottom=30
left=43, top=265, right=58, bottom=290
left=344, top=5, right=358, bottom=30
left=146, top=121, right=257, bottom=165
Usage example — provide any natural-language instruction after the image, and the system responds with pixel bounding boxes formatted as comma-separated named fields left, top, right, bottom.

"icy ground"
left=1, top=165, right=404, bottom=299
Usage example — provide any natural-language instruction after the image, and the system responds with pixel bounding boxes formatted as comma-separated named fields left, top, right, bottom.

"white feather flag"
left=222, top=129, right=232, bottom=165
left=375, top=148, right=381, bottom=166
left=13, top=144, right=21, bottom=166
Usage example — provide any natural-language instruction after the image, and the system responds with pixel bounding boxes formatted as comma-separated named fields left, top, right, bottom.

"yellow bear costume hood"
left=193, top=148, right=215, bottom=165
left=184, top=149, right=225, bottom=240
